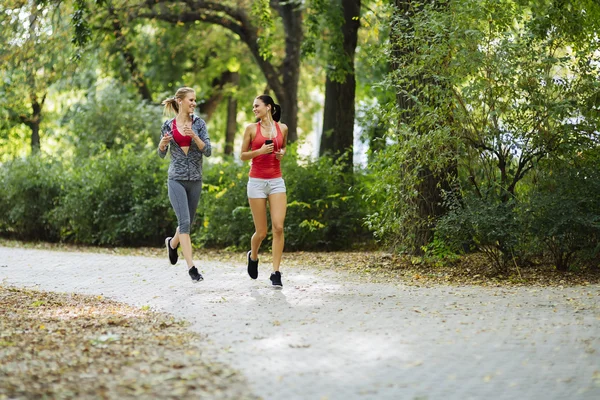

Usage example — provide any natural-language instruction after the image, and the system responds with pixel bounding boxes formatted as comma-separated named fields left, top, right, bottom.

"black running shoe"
left=270, top=271, right=283, bottom=288
left=188, top=266, right=203, bottom=282
left=247, top=250, right=259, bottom=279
left=165, top=237, right=178, bottom=265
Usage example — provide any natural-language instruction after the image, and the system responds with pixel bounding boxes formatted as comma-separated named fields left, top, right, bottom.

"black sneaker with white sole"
left=269, top=271, right=283, bottom=288
left=247, top=250, right=259, bottom=279
left=165, top=237, right=178, bottom=265
left=188, top=266, right=203, bottom=282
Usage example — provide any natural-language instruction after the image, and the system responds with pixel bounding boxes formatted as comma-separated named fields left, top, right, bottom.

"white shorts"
left=247, top=177, right=286, bottom=199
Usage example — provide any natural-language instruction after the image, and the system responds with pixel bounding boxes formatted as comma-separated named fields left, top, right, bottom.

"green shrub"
left=50, top=148, right=173, bottom=246
left=195, top=159, right=253, bottom=249
left=0, top=155, right=64, bottom=241
left=282, top=152, right=371, bottom=250
left=435, top=194, right=524, bottom=273
left=522, top=155, right=600, bottom=271
left=0, top=146, right=373, bottom=250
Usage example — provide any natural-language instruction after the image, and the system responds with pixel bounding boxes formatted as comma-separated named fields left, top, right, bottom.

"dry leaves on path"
left=188, top=249, right=600, bottom=287
left=0, top=285, right=257, bottom=400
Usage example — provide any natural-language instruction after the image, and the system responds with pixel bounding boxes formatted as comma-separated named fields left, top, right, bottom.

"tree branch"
left=108, top=6, right=153, bottom=101
left=136, top=5, right=284, bottom=96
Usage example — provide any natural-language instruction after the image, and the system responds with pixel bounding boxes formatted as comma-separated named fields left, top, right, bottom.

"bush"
left=0, top=155, right=64, bottom=241
left=522, top=155, right=600, bottom=271
left=195, top=159, right=253, bottom=249
left=282, top=152, right=371, bottom=250
left=436, top=194, right=524, bottom=273
left=50, top=148, right=173, bottom=246
left=0, top=147, right=373, bottom=251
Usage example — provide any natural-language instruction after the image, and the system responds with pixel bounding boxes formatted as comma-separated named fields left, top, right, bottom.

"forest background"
left=1, top=0, right=599, bottom=276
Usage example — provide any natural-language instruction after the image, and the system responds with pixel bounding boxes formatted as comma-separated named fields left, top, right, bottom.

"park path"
left=1, top=246, right=599, bottom=400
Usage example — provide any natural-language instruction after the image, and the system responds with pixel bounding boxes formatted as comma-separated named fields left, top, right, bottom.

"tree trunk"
left=392, top=0, right=455, bottom=254
left=198, top=70, right=239, bottom=121
left=29, top=93, right=45, bottom=153
left=319, top=0, right=361, bottom=173
left=225, top=96, right=238, bottom=156
left=224, top=72, right=240, bottom=156
left=30, top=121, right=40, bottom=153
left=413, top=166, right=453, bottom=248
left=273, top=0, right=303, bottom=144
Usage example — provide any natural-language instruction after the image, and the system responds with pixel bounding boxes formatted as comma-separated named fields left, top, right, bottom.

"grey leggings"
left=167, top=179, right=202, bottom=234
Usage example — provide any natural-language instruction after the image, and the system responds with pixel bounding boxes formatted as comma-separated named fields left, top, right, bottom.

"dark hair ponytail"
left=271, top=103, right=281, bottom=122
left=256, top=94, right=282, bottom=122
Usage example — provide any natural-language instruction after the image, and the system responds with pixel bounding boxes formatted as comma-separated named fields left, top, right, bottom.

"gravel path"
left=1, top=246, right=599, bottom=400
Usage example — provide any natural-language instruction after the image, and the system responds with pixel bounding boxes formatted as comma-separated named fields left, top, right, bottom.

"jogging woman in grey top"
left=158, top=87, right=212, bottom=282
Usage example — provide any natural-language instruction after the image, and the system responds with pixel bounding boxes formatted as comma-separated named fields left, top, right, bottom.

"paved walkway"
left=1, top=246, right=599, bottom=400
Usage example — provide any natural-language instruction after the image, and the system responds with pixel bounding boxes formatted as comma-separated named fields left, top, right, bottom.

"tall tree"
left=368, top=0, right=600, bottom=255
left=0, top=1, right=76, bottom=154
left=106, top=5, right=153, bottom=101
left=224, top=71, right=240, bottom=156
left=130, top=0, right=303, bottom=143
left=316, top=0, right=361, bottom=172
left=390, top=0, right=455, bottom=252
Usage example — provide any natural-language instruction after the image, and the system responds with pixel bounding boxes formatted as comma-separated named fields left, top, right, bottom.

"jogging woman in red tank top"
left=240, top=95, right=288, bottom=288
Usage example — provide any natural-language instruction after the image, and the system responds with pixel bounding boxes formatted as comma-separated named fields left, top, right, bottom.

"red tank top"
left=172, top=119, right=192, bottom=147
left=249, top=122, right=283, bottom=179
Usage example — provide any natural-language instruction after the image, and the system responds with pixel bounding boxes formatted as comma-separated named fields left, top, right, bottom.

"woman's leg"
left=170, top=226, right=180, bottom=248
left=181, top=181, right=202, bottom=268
left=178, top=233, right=193, bottom=267
left=168, top=180, right=194, bottom=268
left=268, top=193, right=287, bottom=271
left=248, top=198, right=268, bottom=260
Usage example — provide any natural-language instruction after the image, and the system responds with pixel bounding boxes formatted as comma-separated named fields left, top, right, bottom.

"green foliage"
left=436, top=195, right=524, bottom=272
left=195, top=159, right=253, bottom=249
left=251, top=0, right=276, bottom=61
left=63, top=82, right=162, bottom=158
left=303, top=0, right=353, bottom=83
left=364, top=124, right=457, bottom=251
left=0, top=155, right=63, bottom=241
left=435, top=148, right=600, bottom=272
left=522, top=152, right=600, bottom=271
left=368, top=0, right=600, bottom=259
left=420, top=236, right=461, bottom=267
left=448, top=0, right=600, bottom=200
left=0, top=0, right=80, bottom=155
left=71, top=0, right=92, bottom=53
left=282, top=151, right=371, bottom=250
left=50, top=149, right=173, bottom=246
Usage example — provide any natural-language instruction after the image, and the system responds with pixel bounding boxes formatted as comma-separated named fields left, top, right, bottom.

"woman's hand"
left=182, top=124, right=195, bottom=137
left=184, top=124, right=206, bottom=150
left=260, top=142, right=274, bottom=154
left=159, top=134, right=171, bottom=151
left=275, top=148, right=286, bottom=160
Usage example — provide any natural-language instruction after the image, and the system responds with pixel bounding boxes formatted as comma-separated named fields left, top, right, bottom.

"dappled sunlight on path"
left=1, top=246, right=599, bottom=400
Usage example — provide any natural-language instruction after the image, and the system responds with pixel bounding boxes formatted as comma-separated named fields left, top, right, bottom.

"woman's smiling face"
left=253, top=98, right=270, bottom=120
left=180, top=92, right=196, bottom=114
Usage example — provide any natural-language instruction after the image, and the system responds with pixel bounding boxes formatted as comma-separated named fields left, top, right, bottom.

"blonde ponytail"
left=161, top=87, right=195, bottom=117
